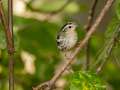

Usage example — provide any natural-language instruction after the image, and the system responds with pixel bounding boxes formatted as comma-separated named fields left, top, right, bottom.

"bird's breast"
left=65, top=31, right=77, bottom=49
left=57, top=30, right=77, bottom=51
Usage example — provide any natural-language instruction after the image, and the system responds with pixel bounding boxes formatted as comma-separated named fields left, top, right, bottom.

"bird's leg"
left=63, top=51, right=74, bottom=73
left=75, top=41, right=81, bottom=48
left=64, top=51, right=72, bottom=60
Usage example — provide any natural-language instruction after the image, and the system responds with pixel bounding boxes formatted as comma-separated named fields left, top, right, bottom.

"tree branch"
left=84, top=0, right=98, bottom=70
left=84, top=0, right=98, bottom=30
left=8, top=0, right=15, bottom=90
left=33, top=0, right=115, bottom=89
left=0, top=0, right=15, bottom=90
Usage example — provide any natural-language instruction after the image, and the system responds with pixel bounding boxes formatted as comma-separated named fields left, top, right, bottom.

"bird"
left=56, top=22, right=78, bottom=58
left=55, top=22, right=78, bottom=74
left=57, top=22, right=78, bottom=51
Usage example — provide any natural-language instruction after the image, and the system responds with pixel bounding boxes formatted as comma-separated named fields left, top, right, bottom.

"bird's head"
left=62, top=22, right=77, bottom=32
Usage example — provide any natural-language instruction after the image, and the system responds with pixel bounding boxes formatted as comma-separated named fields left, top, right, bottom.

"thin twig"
left=84, top=0, right=98, bottom=30
left=84, top=0, right=98, bottom=70
left=33, top=0, right=115, bottom=90
left=8, top=54, right=14, bottom=90
left=112, top=55, right=120, bottom=69
left=8, top=0, right=14, bottom=90
left=0, top=0, right=14, bottom=90
left=96, top=43, right=114, bottom=74
left=0, top=0, right=8, bottom=31
left=96, top=25, right=120, bottom=74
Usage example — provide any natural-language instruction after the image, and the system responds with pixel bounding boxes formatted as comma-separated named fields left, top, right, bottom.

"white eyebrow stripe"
left=62, top=25, right=71, bottom=32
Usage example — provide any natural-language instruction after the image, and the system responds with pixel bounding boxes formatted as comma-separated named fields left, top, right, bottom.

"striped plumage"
left=56, top=22, right=78, bottom=51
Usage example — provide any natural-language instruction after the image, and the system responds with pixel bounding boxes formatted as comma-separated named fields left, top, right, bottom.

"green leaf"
left=0, top=30, right=6, bottom=49
left=105, top=16, right=120, bottom=38
left=115, top=0, right=120, bottom=20
left=69, top=71, right=106, bottom=90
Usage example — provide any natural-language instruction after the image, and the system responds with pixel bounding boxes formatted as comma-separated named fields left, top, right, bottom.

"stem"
left=0, top=0, right=14, bottom=90
left=8, top=54, right=14, bottom=90
left=96, top=25, right=120, bottom=74
left=85, top=0, right=98, bottom=70
left=8, top=0, right=14, bottom=90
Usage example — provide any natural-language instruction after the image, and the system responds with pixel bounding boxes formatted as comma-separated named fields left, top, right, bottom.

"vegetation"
left=0, top=0, right=120, bottom=90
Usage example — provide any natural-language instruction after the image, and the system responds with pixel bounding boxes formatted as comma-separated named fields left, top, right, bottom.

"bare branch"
left=0, top=0, right=14, bottom=55
left=33, top=0, right=115, bottom=90
left=0, top=0, right=15, bottom=90
left=0, top=0, right=8, bottom=31
left=84, top=0, right=98, bottom=70
left=84, top=0, right=98, bottom=30
left=8, top=0, right=15, bottom=90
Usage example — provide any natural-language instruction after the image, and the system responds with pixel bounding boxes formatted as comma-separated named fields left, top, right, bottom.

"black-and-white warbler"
left=56, top=22, right=78, bottom=52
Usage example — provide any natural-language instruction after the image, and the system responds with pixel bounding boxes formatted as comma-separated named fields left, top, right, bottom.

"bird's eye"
left=68, top=26, right=72, bottom=28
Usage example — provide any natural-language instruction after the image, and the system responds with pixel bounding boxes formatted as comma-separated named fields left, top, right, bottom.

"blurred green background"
left=0, top=0, right=120, bottom=90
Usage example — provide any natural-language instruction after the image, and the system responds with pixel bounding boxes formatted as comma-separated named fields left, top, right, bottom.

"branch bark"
left=0, top=0, right=14, bottom=90
left=33, top=0, right=115, bottom=89
left=84, top=0, right=98, bottom=70
left=8, top=0, right=15, bottom=90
